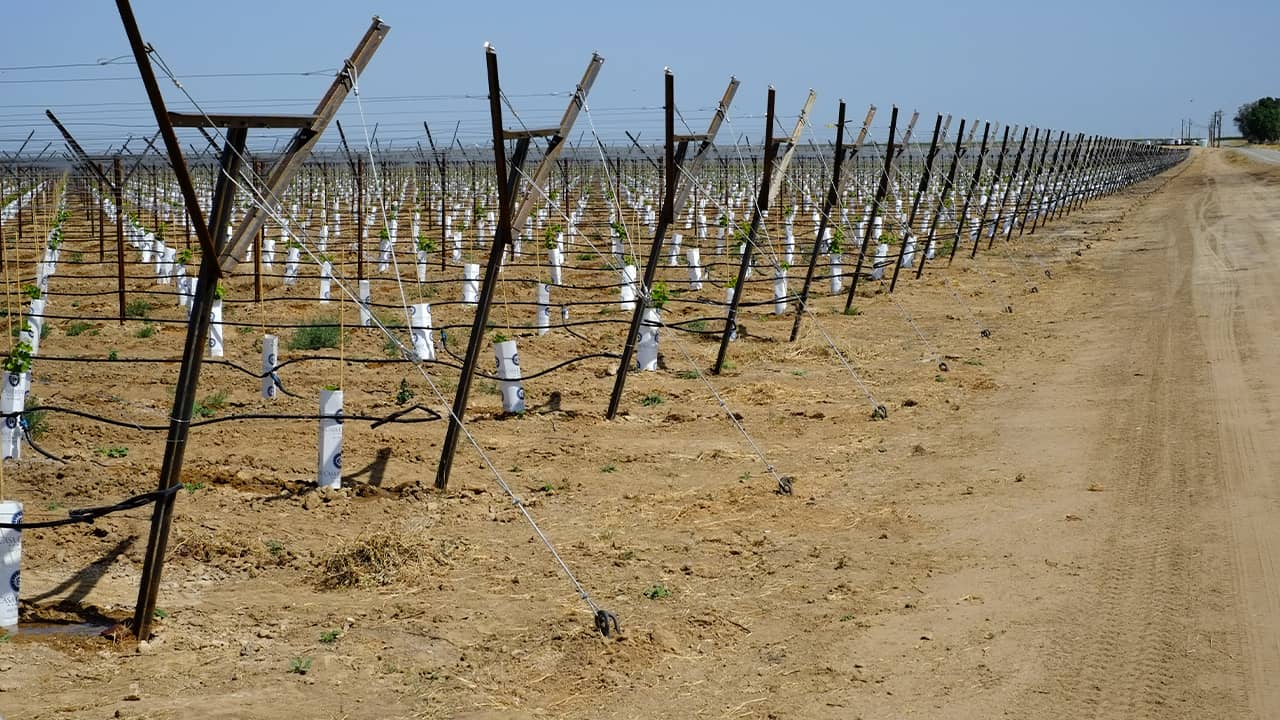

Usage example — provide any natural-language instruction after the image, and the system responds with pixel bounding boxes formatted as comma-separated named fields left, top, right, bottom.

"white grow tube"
left=317, top=389, right=343, bottom=490
left=492, top=339, right=525, bottom=413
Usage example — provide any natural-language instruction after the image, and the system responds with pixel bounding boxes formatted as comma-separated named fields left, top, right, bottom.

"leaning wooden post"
left=1029, top=131, right=1070, bottom=233
left=791, top=102, right=875, bottom=341
left=947, top=122, right=991, bottom=264
left=970, top=124, right=1011, bottom=259
left=1001, top=127, right=1042, bottom=242
left=607, top=72, right=737, bottom=416
left=114, top=157, right=127, bottom=325
left=889, top=113, right=946, bottom=292
left=123, top=2, right=390, bottom=641
left=712, top=88, right=780, bottom=375
left=1019, top=129, right=1060, bottom=236
left=846, top=106, right=899, bottom=310
left=983, top=126, right=1027, bottom=251
left=355, top=155, right=365, bottom=281
left=435, top=46, right=602, bottom=489
left=915, top=117, right=968, bottom=280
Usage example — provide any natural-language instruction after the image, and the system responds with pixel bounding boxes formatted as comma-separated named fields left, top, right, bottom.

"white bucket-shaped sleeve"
left=872, top=216, right=883, bottom=243
left=187, top=278, right=198, bottom=319
left=318, top=224, right=329, bottom=253
left=410, top=303, right=435, bottom=361
left=611, top=235, right=623, bottom=261
left=637, top=307, right=660, bottom=371
left=208, top=299, right=224, bottom=358
left=27, top=299, right=45, bottom=356
left=724, top=286, right=738, bottom=341
left=462, top=263, right=480, bottom=305
left=871, top=243, right=889, bottom=281
left=162, top=247, right=176, bottom=285
left=536, top=284, right=551, bottom=336
left=548, top=247, right=563, bottom=286
left=2, top=372, right=25, bottom=460
left=492, top=339, right=525, bottom=413
left=285, top=247, right=300, bottom=286
left=686, top=247, right=703, bottom=290
left=377, top=238, right=391, bottom=274
left=317, top=389, right=343, bottom=490
left=452, top=231, right=463, bottom=262
left=358, top=280, right=373, bottom=327
left=264, top=237, right=276, bottom=269
left=175, top=268, right=188, bottom=307
left=830, top=254, right=844, bottom=293
left=319, top=261, right=332, bottom=304
left=416, top=251, right=428, bottom=282
left=773, top=268, right=789, bottom=315
left=0, top=501, right=20, bottom=632
left=140, top=236, right=152, bottom=264
left=716, top=226, right=726, bottom=254
left=153, top=241, right=165, bottom=280
left=669, top=233, right=683, bottom=265
left=902, top=233, right=916, bottom=269
left=619, top=265, right=637, bottom=311
left=784, top=225, right=795, bottom=266
left=261, top=334, right=278, bottom=399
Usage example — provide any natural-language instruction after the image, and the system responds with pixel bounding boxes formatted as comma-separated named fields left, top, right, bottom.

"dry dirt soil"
left=3, top=148, right=1280, bottom=718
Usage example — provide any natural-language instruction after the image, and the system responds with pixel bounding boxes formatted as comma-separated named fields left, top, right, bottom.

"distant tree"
left=1234, top=98, right=1280, bottom=143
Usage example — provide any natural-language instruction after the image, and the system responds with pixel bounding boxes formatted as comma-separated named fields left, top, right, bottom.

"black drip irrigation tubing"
left=0, top=484, right=180, bottom=530
left=1, top=405, right=443, bottom=433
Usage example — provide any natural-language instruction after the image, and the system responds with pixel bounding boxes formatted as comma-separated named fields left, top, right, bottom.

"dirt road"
left=927, top=148, right=1280, bottom=719
left=6, top=149, right=1280, bottom=719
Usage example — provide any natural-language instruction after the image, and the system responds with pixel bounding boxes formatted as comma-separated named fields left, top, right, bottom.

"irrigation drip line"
left=0, top=484, right=180, bottom=530
left=3, top=405, right=442, bottom=433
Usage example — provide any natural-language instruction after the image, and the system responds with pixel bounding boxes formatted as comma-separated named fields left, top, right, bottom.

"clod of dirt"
left=902, top=399, right=918, bottom=408
left=1015, top=472, right=1026, bottom=482
left=1087, top=482, right=1105, bottom=492
left=911, top=444, right=927, bottom=456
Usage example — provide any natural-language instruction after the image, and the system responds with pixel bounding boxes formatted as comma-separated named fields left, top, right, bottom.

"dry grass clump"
left=170, top=526, right=262, bottom=563
left=317, top=526, right=438, bottom=590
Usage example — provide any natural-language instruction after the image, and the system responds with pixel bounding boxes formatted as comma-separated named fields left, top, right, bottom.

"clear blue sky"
left=2, top=0, right=1277, bottom=154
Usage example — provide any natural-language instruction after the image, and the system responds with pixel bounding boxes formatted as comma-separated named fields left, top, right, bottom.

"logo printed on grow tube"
left=9, top=510, right=21, bottom=527
left=511, top=353, right=519, bottom=368
left=333, top=451, right=342, bottom=470
left=9, top=571, right=18, bottom=592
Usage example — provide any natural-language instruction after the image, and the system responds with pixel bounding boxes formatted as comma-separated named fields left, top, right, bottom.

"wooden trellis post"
left=713, top=88, right=814, bottom=374
left=606, top=71, right=738, bottom=417
left=434, top=46, right=603, bottom=491
left=114, top=0, right=390, bottom=640
left=790, top=103, right=875, bottom=342
left=889, top=113, right=947, bottom=292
